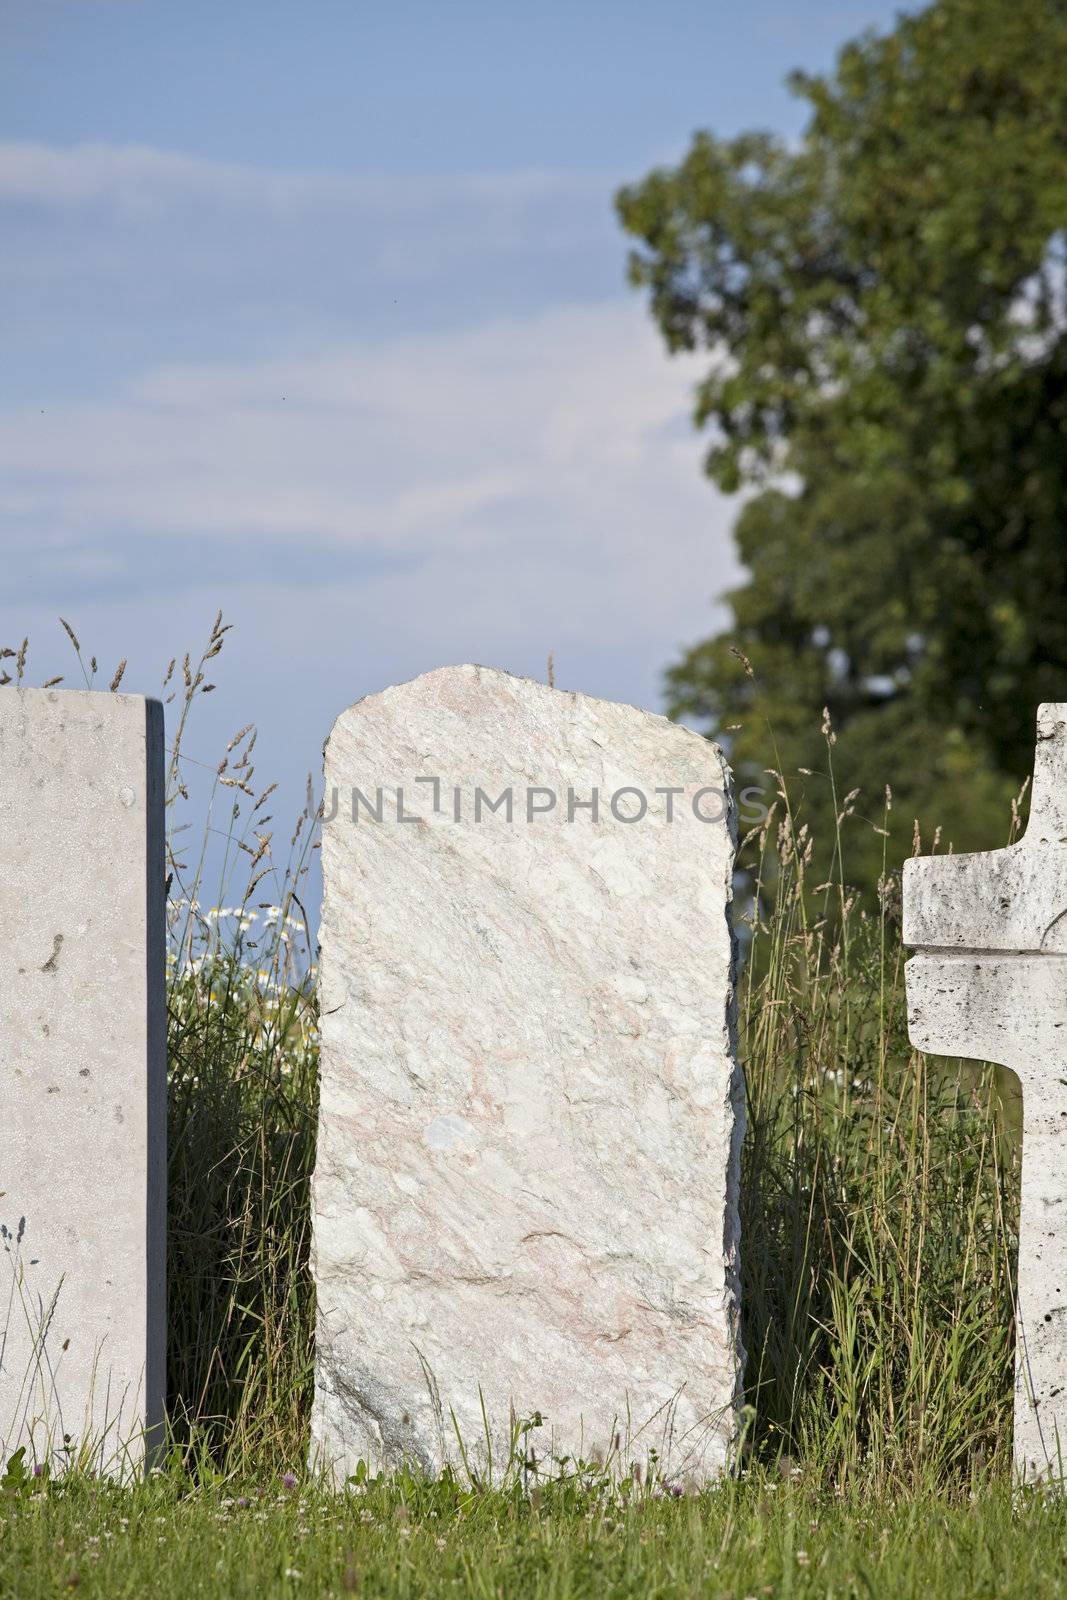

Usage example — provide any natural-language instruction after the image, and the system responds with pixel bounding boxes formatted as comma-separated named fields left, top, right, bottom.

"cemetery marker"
left=0, top=689, right=166, bottom=1473
left=311, top=665, right=744, bottom=1482
left=906, top=703, right=1067, bottom=1484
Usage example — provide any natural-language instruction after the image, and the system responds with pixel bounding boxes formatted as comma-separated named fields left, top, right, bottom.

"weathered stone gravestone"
left=0, top=688, right=166, bottom=1473
left=905, top=703, right=1067, bottom=1484
left=311, top=665, right=744, bottom=1483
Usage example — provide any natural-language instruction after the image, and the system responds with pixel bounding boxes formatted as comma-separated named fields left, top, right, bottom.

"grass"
left=734, top=755, right=1018, bottom=1493
left=0, top=620, right=1035, bottom=1594
left=4, top=1469, right=1067, bottom=1598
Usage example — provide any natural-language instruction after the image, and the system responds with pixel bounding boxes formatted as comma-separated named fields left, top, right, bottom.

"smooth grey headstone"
left=311, top=665, right=744, bottom=1484
left=0, top=688, right=166, bottom=1474
left=905, top=703, right=1067, bottom=1484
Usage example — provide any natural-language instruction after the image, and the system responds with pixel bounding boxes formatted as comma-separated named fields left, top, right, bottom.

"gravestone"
left=311, top=665, right=744, bottom=1483
left=905, top=703, right=1067, bottom=1484
left=0, top=688, right=166, bottom=1473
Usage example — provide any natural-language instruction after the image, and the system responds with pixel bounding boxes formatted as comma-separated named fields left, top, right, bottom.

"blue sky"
left=0, top=0, right=903, bottom=914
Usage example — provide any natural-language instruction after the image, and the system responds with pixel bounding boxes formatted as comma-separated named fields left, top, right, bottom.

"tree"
left=617, top=0, right=1067, bottom=891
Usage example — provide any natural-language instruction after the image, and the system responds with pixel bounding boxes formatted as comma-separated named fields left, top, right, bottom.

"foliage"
left=162, top=618, right=320, bottom=1470
left=166, top=948, right=318, bottom=1469
left=617, top=0, right=1067, bottom=889
left=736, top=734, right=1017, bottom=1492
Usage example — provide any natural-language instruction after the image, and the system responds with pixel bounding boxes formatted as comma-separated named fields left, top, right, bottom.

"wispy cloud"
left=1, top=139, right=624, bottom=391
left=2, top=297, right=732, bottom=601
left=2, top=291, right=737, bottom=701
left=1, top=141, right=738, bottom=846
left=0, top=139, right=604, bottom=209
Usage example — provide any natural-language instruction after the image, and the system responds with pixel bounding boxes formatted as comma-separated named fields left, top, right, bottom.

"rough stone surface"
left=0, top=688, right=166, bottom=1473
left=311, top=665, right=743, bottom=1483
left=905, top=703, right=1067, bottom=1484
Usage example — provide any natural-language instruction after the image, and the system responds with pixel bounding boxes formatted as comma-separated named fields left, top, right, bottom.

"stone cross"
left=311, top=665, right=744, bottom=1484
left=905, top=703, right=1067, bottom=1484
left=0, top=688, right=166, bottom=1474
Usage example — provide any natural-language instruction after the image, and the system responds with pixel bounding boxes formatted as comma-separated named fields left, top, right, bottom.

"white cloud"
left=1, top=294, right=739, bottom=701
left=1, top=139, right=622, bottom=373
left=0, top=138, right=602, bottom=215
left=2, top=299, right=724, bottom=567
left=0, top=143, right=741, bottom=893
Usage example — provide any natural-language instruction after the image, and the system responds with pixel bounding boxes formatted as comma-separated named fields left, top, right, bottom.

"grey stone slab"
left=0, top=688, right=166, bottom=1474
left=311, top=665, right=743, bottom=1484
left=905, top=703, right=1067, bottom=1483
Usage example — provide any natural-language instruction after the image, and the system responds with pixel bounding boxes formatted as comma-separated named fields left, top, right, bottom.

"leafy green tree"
left=617, top=0, right=1067, bottom=890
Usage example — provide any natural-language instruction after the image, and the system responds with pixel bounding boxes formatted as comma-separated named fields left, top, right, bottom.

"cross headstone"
left=0, top=688, right=166, bottom=1474
left=310, top=665, right=744, bottom=1483
left=905, top=703, right=1067, bottom=1484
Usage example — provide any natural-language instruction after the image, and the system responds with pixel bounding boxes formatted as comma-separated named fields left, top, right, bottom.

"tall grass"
left=160, top=618, right=320, bottom=1471
left=6, top=619, right=1024, bottom=1491
left=736, top=723, right=1018, bottom=1493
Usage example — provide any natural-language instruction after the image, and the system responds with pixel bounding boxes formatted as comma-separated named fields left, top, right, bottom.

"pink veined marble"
left=310, top=665, right=744, bottom=1484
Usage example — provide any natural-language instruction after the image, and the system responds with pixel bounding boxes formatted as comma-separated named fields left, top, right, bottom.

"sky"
left=0, top=0, right=904, bottom=920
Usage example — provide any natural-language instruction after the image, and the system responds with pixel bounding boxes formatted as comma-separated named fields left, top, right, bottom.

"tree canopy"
left=618, top=0, right=1067, bottom=889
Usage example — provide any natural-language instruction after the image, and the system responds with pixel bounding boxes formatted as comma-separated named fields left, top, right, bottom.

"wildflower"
left=281, top=1471, right=298, bottom=1489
